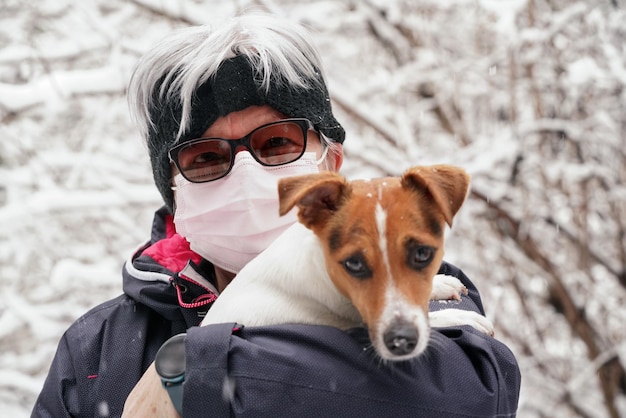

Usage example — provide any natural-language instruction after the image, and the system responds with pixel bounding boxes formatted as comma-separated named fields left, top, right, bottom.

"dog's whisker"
left=359, top=342, right=388, bottom=369
left=425, top=332, right=446, bottom=356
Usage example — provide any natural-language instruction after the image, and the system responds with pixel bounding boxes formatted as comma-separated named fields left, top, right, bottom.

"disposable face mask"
left=173, top=150, right=327, bottom=273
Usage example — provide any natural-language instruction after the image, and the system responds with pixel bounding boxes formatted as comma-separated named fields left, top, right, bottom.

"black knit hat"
left=147, top=55, right=345, bottom=210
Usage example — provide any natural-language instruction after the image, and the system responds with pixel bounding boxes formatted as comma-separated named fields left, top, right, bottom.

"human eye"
left=260, top=136, right=295, bottom=152
left=252, top=124, right=304, bottom=163
left=193, top=151, right=225, bottom=165
left=177, top=140, right=230, bottom=172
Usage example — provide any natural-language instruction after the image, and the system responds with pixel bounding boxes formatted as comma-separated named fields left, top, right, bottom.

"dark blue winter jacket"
left=31, top=207, right=520, bottom=417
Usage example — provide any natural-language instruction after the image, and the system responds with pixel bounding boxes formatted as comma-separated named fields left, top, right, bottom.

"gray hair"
left=127, top=13, right=344, bottom=209
left=128, top=14, right=327, bottom=143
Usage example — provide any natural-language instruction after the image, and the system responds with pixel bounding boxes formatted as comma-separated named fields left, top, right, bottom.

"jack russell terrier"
left=203, top=164, right=494, bottom=361
left=122, top=165, right=495, bottom=418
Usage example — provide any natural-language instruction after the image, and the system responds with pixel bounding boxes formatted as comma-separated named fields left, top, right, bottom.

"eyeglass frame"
left=168, top=118, right=321, bottom=184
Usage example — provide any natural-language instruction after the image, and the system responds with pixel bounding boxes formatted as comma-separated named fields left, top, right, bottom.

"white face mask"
left=173, top=150, right=327, bottom=273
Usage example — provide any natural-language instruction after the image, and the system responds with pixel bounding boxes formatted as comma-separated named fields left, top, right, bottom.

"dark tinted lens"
left=250, top=121, right=306, bottom=165
left=177, top=139, right=232, bottom=182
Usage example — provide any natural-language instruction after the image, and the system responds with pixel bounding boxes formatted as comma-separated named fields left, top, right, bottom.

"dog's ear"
left=278, top=172, right=350, bottom=228
left=401, top=165, right=470, bottom=227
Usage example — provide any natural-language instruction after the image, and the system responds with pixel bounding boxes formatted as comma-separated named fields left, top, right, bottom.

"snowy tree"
left=0, top=1, right=624, bottom=417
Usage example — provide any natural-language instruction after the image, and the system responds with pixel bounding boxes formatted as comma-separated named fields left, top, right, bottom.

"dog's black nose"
left=383, top=324, right=418, bottom=356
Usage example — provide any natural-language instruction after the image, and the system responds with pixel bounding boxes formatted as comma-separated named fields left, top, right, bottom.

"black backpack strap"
left=183, top=322, right=238, bottom=417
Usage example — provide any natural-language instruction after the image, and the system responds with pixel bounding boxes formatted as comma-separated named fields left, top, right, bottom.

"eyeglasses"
left=169, top=118, right=318, bottom=183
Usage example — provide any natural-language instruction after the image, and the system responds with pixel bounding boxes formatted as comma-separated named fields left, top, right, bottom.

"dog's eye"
left=407, top=245, right=435, bottom=270
left=342, top=254, right=372, bottom=280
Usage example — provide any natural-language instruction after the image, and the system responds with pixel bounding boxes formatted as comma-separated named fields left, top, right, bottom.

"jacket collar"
left=122, top=206, right=218, bottom=328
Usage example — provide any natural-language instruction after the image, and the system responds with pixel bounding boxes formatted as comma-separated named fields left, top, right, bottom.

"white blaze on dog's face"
left=278, top=165, right=470, bottom=361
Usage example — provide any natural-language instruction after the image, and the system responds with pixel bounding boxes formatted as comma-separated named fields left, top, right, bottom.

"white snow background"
left=1, top=1, right=625, bottom=417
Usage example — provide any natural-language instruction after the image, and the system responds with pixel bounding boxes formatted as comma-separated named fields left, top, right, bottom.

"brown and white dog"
left=203, top=164, right=493, bottom=361
left=122, top=165, right=495, bottom=417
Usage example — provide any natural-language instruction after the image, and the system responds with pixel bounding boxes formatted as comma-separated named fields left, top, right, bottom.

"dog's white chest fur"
left=201, top=223, right=362, bottom=329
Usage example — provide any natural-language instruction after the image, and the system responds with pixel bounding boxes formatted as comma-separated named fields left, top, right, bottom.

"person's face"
left=171, top=105, right=343, bottom=181
left=170, top=105, right=343, bottom=287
